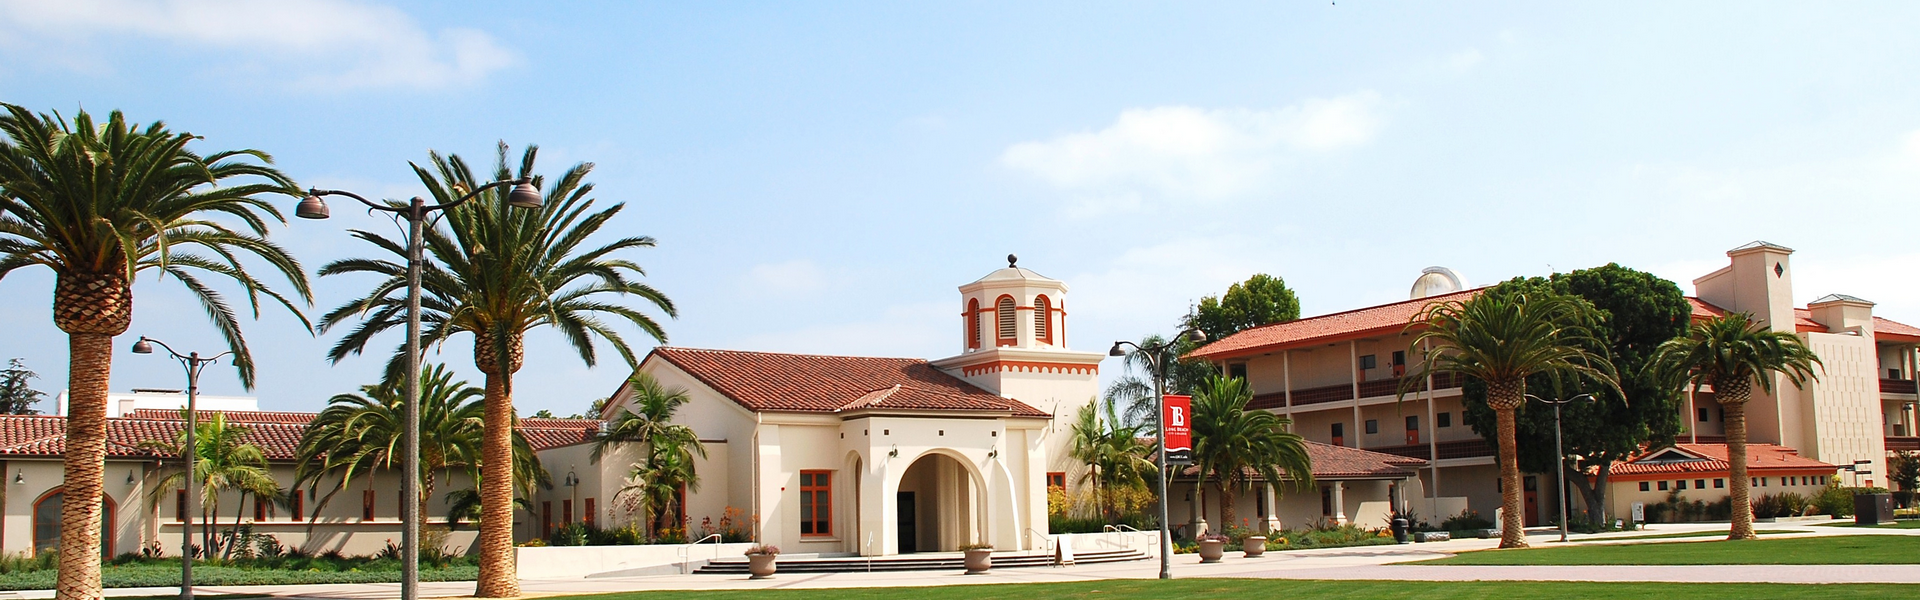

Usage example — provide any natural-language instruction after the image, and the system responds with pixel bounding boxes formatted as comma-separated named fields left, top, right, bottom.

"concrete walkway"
left=20, top=519, right=1920, bottom=599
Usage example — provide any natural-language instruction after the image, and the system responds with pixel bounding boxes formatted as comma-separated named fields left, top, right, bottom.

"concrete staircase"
left=694, top=548, right=1147, bottom=574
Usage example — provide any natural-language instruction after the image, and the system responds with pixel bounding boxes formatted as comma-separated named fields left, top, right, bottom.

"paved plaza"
left=9, top=520, right=1915, bottom=599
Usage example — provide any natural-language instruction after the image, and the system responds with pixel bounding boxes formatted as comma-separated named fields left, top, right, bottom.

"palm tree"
left=1406, top=289, right=1618, bottom=549
left=613, top=447, right=700, bottom=539
left=293, top=364, right=486, bottom=520
left=317, top=143, right=673, bottom=597
left=1067, top=400, right=1156, bottom=522
left=444, top=432, right=553, bottom=530
left=0, top=105, right=308, bottom=598
left=141, top=412, right=282, bottom=559
left=1651, top=313, right=1820, bottom=540
left=1190, top=375, right=1312, bottom=532
left=1103, top=333, right=1214, bottom=427
left=588, top=372, right=703, bottom=465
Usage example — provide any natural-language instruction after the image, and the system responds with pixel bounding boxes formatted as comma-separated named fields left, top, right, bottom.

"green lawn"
left=1583, top=530, right=1795, bottom=542
left=0, top=563, right=475, bottom=591
left=1420, top=534, right=1920, bottom=565
left=559, top=580, right=1916, bottom=600
left=1816, top=520, right=1920, bottom=529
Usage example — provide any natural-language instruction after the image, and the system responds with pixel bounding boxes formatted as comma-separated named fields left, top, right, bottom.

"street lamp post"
left=1109, top=329, right=1206, bottom=580
left=1525, top=392, right=1593, bottom=543
left=299, top=179, right=541, bottom=600
left=130, top=337, right=231, bottom=600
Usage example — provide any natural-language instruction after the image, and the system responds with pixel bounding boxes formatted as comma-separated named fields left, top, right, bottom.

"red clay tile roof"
left=1686, top=297, right=1832, bottom=333
left=0, top=412, right=610, bottom=459
left=1877, top=317, right=1920, bottom=343
left=1176, top=441, right=1425, bottom=481
left=125, top=409, right=318, bottom=424
left=648, top=347, right=1049, bottom=417
left=1188, top=290, right=1481, bottom=361
left=1609, top=443, right=1837, bottom=478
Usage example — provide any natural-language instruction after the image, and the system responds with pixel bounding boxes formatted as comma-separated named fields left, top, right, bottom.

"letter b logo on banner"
left=1163, top=394, right=1193, bottom=465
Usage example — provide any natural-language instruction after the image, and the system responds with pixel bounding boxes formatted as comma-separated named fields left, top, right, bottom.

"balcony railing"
left=1365, top=439, right=1494, bottom=461
left=1888, top=436, right=1920, bottom=452
left=1247, top=372, right=1466, bottom=410
left=1882, top=379, right=1918, bottom=395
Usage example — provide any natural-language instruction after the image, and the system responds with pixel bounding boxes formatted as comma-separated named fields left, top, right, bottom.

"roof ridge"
left=657, top=346, right=929, bottom=364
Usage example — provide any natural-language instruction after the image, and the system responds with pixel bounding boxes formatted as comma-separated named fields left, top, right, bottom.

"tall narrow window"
left=291, top=492, right=305, bottom=522
left=996, top=296, right=1016, bottom=342
left=1034, top=295, right=1052, bottom=345
left=542, top=501, right=553, bottom=536
left=585, top=498, right=596, bottom=526
left=967, top=299, right=981, bottom=349
left=176, top=490, right=187, bottom=523
left=800, top=470, right=832, bottom=536
left=254, top=496, right=268, bottom=521
left=363, top=490, right=375, bottom=520
left=563, top=499, right=573, bottom=525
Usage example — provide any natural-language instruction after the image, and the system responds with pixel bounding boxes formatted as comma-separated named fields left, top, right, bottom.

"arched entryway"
left=894, top=452, right=984, bottom=553
left=33, top=488, right=115, bottom=558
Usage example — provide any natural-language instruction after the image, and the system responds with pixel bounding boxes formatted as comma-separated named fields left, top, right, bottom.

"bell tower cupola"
left=956, top=254, right=1071, bottom=352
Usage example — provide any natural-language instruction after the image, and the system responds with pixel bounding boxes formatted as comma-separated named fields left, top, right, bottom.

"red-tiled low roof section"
left=1187, top=290, right=1479, bottom=361
left=1176, top=441, right=1425, bottom=481
left=1607, top=443, right=1838, bottom=479
left=648, top=347, right=1050, bottom=417
left=125, top=408, right=318, bottom=423
left=1878, top=317, right=1920, bottom=343
left=0, top=412, right=609, bottom=459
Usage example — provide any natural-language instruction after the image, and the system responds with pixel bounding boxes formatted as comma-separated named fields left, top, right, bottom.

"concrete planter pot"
left=964, top=549, right=993, bottom=574
left=1198, top=539, right=1226, bottom=563
left=1242, top=536, right=1266, bottom=558
left=747, top=554, right=777, bottom=579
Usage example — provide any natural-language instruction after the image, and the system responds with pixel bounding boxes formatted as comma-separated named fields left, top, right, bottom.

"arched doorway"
left=33, top=488, right=115, bottom=558
left=895, top=452, right=983, bottom=553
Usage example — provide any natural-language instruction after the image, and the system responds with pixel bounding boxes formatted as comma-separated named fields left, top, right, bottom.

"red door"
left=1522, top=476, right=1541, bottom=527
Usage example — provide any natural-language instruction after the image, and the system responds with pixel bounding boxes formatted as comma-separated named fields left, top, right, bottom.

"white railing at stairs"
left=1101, top=524, right=1153, bottom=559
left=678, top=533, right=724, bottom=574
left=865, top=532, right=876, bottom=573
left=1026, top=528, right=1056, bottom=565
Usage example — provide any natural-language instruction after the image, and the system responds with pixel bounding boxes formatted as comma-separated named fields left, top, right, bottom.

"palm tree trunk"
left=1719, top=376, right=1756, bottom=540
left=56, top=333, right=112, bottom=600
left=475, top=370, right=519, bottom=596
left=1487, top=378, right=1528, bottom=549
left=1217, top=481, right=1235, bottom=534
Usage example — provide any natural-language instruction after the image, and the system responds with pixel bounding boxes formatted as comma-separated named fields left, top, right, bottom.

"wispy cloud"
left=1001, top=92, right=1388, bottom=209
left=741, top=259, right=829, bottom=296
left=0, top=0, right=517, bottom=90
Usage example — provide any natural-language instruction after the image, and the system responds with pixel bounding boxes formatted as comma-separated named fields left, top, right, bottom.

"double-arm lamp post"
left=1108, top=329, right=1206, bottom=581
left=295, top=179, right=541, bottom=600
left=1525, top=392, right=1593, bottom=543
left=129, top=337, right=230, bottom=600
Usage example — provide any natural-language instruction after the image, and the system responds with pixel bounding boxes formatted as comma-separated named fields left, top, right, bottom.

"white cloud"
left=1446, top=49, right=1485, bottom=72
left=0, top=0, right=516, bottom=90
left=742, top=259, right=829, bottom=295
left=1000, top=92, right=1388, bottom=205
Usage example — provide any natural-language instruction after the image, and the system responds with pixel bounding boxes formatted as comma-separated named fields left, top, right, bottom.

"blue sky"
left=4, top=2, right=1920, bottom=415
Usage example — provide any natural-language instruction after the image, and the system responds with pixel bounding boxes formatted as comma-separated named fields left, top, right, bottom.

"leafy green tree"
left=1891, top=452, right=1920, bottom=507
left=0, top=358, right=45, bottom=414
left=1190, top=375, right=1312, bottom=531
left=1067, top=399, right=1156, bottom=522
left=1183, top=273, right=1301, bottom=342
left=1651, top=313, right=1821, bottom=540
left=1460, top=265, right=1689, bottom=525
left=1407, top=288, right=1618, bottom=549
left=141, top=412, right=281, bottom=559
left=0, top=105, right=309, bottom=597
left=317, top=144, right=673, bottom=597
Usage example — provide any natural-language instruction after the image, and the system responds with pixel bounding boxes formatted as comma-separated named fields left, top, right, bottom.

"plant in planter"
left=744, top=544, right=780, bottom=579
left=960, top=543, right=994, bottom=574
left=1241, top=534, right=1267, bottom=558
left=1196, top=533, right=1229, bottom=563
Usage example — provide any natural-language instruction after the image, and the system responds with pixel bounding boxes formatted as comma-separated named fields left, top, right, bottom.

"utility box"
left=1855, top=493, right=1896, bottom=525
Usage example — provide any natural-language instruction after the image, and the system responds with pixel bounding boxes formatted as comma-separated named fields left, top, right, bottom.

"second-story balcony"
left=1368, top=438, right=1494, bottom=461
left=1882, top=379, right=1917, bottom=395
left=1888, top=436, right=1920, bottom=452
left=1249, top=372, right=1466, bottom=410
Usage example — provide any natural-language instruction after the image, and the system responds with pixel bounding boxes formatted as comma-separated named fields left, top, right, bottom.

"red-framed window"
left=253, top=496, right=268, bottom=521
left=563, top=499, right=574, bottom=525
left=542, top=501, right=553, bottom=536
left=1047, top=472, right=1067, bottom=490
left=291, top=491, right=305, bottom=522
left=362, top=490, right=375, bottom=520
left=176, top=489, right=187, bottom=523
left=800, top=470, right=832, bottom=537
left=995, top=295, right=1017, bottom=344
left=585, top=498, right=596, bottom=526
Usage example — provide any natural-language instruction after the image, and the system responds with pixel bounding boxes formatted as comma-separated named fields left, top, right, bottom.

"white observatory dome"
left=1410, top=267, right=1468, bottom=299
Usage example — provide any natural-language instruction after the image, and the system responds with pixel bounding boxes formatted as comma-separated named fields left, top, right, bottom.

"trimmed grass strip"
left=1419, top=534, right=1920, bottom=565
left=558, top=579, right=1920, bottom=600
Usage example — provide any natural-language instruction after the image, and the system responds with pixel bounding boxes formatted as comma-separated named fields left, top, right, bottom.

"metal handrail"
left=1100, top=524, right=1152, bottom=558
left=1102, top=524, right=1142, bottom=532
left=677, top=533, right=724, bottom=574
left=866, top=532, right=875, bottom=573
left=1025, top=527, right=1057, bottom=565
